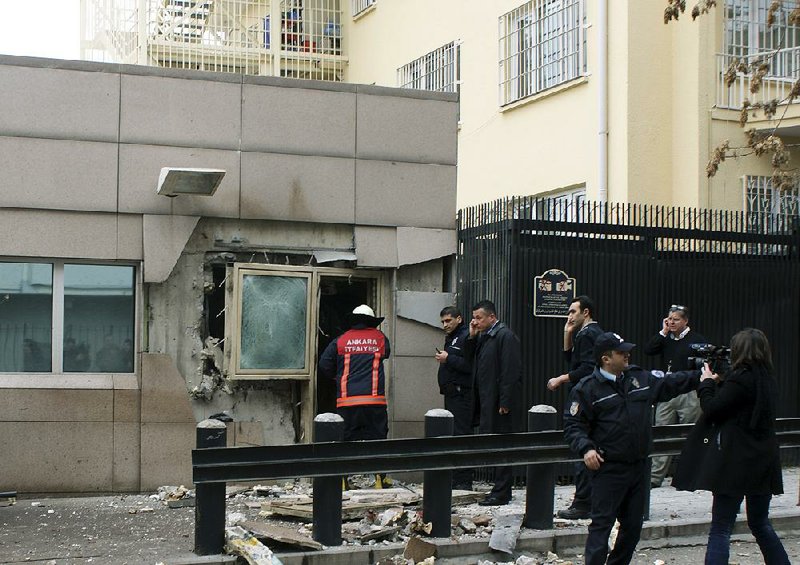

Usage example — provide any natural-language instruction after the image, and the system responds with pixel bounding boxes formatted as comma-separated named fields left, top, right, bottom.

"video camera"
left=687, top=343, right=731, bottom=375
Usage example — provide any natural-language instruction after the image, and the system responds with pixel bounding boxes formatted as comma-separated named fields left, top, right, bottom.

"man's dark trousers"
left=584, top=459, right=648, bottom=565
left=444, top=387, right=473, bottom=486
left=488, top=412, right=514, bottom=500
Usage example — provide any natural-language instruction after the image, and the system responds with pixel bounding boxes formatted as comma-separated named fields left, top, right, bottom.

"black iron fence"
left=457, top=198, right=800, bottom=425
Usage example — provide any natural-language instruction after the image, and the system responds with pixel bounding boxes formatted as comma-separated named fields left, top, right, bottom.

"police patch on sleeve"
left=650, top=370, right=665, bottom=379
left=569, top=401, right=580, bottom=416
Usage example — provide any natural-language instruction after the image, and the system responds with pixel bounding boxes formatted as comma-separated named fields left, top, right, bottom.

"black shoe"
left=557, top=506, right=590, bottom=519
left=478, top=495, right=510, bottom=506
left=452, top=483, right=473, bottom=491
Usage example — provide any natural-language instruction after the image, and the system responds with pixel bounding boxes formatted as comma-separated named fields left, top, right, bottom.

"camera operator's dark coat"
left=463, top=322, right=522, bottom=433
left=673, top=363, right=783, bottom=496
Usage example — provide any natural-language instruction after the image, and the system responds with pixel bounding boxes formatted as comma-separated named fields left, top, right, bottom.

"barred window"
left=499, top=0, right=585, bottom=106
left=397, top=41, right=460, bottom=93
left=744, top=175, right=800, bottom=234
left=352, top=0, right=375, bottom=17
left=725, top=0, right=800, bottom=79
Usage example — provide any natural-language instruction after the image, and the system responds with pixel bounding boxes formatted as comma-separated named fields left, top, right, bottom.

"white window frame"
left=398, top=41, right=461, bottom=94
left=352, top=0, right=376, bottom=18
left=0, top=258, right=140, bottom=376
left=499, top=0, right=586, bottom=106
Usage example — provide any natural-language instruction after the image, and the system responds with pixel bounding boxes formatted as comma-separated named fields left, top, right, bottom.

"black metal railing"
left=191, top=414, right=800, bottom=556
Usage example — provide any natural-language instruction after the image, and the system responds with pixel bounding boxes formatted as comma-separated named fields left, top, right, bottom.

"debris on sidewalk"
left=239, top=520, right=323, bottom=550
left=0, top=490, right=16, bottom=507
left=488, top=511, right=524, bottom=554
left=225, top=525, right=284, bottom=564
left=403, top=535, right=437, bottom=562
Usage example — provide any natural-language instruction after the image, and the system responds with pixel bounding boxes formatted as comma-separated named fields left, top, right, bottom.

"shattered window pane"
left=0, top=262, right=53, bottom=372
left=240, top=275, right=308, bottom=370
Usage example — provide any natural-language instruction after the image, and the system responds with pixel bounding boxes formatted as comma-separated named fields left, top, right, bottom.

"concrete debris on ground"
left=225, top=525, right=283, bottom=564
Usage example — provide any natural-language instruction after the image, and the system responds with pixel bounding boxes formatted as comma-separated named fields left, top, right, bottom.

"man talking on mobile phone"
left=435, top=306, right=473, bottom=490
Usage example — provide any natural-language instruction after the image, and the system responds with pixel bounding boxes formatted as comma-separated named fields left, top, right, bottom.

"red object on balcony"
left=301, top=40, right=316, bottom=52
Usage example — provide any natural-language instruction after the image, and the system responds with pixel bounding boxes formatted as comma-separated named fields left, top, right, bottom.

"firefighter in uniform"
left=564, top=332, right=700, bottom=565
left=318, top=304, right=391, bottom=488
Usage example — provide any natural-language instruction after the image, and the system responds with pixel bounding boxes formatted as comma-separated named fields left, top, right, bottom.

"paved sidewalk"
left=0, top=468, right=798, bottom=564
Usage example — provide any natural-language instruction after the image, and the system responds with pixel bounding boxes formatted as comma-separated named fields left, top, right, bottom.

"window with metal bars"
left=351, top=0, right=375, bottom=18
left=397, top=42, right=460, bottom=93
left=724, top=0, right=800, bottom=79
left=744, top=175, right=800, bottom=234
left=499, top=0, right=585, bottom=106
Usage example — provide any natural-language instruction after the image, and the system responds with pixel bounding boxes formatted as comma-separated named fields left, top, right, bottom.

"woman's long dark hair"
left=730, top=328, right=773, bottom=373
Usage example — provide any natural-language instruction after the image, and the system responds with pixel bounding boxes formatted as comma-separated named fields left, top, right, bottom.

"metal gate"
left=458, top=197, right=800, bottom=426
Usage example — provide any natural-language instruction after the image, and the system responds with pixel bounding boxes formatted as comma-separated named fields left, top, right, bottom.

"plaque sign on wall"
left=533, top=269, right=576, bottom=318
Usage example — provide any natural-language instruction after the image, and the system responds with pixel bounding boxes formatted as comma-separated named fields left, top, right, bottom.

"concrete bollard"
left=312, top=413, right=345, bottom=546
left=524, top=405, right=558, bottom=529
left=194, top=418, right=228, bottom=556
left=423, top=409, right=454, bottom=537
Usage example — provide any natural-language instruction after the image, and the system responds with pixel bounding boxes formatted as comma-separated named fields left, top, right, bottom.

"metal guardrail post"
left=423, top=409, right=454, bottom=537
left=312, top=413, right=344, bottom=546
left=524, top=405, right=557, bottom=529
left=194, top=419, right=227, bottom=556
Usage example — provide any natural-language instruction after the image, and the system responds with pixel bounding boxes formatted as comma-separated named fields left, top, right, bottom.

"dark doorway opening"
left=316, top=275, right=377, bottom=415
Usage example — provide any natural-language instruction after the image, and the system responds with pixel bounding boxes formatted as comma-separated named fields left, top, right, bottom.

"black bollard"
left=312, top=413, right=345, bottom=546
left=524, top=405, right=557, bottom=529
left=423, top=409, right=454, bottom=537
left=194, top=418, right=228, bottom=555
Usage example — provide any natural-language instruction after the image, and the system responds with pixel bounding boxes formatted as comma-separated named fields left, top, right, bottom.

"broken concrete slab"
left=489, top=511, right=524, bottom=555
left=240, top=520, right=323, bottom=551
left=359, top=525, right=402, bottom=543
left=403, top=536, right=437, bottom=562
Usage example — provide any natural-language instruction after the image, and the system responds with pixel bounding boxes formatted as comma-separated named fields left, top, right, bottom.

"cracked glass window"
left=240, top=274, right=308, bottom=370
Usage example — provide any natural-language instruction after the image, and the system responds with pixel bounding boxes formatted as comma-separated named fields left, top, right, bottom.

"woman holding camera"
left=673, top=328, right=789, bottom=564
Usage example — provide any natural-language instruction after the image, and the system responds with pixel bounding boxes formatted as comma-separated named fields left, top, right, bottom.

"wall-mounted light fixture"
left=157, top=167, right=226, bottom=198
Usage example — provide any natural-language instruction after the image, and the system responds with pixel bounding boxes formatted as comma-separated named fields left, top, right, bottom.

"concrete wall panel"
left=114, top=389, right=141, bottom=422
left=394, top=318, right=444, bottom=356
left=355, top=160, right=456, bottom=228
left=140, top=354, right=195, bottom=424
left=113, top=422, right=141, bottom=491
left=0, top=421, right=113, bottom=492
left=118, top=144, right=241, bottom=217
left=120, top=74, right=241, bottom=150
left=391, top=356, right=442, bottom=423
left=356, top=94, right=457, bottom=165
left=117, top=214, right=144, bottom=260
left=242, top=85, right=356, bottom=157
left=140, top=422, right=195, bottom=489
left=0, top=136, right=118, bottom=212
left=241, top=152, right=356, bottom=223
left=354, top=226, right=397, bottom=267
left=0, top=64, right=120, bottom=142
left=0, top=389, right=112, bottom=422
left=397, top=227, right=457, bottom=265
left=0, top=210, right=119, bottom=259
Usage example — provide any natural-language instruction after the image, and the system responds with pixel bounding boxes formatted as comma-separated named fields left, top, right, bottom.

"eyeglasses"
left=670, top=304, right=686, bottom=311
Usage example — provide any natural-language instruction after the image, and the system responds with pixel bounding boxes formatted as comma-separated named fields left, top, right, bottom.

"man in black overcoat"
left=463, top=299, right=522, bottom=506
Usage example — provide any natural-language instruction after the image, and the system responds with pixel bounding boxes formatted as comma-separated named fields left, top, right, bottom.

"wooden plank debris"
left=240, top=520, right=323, bottom=551
left=225, top=525, right=283, bottom=564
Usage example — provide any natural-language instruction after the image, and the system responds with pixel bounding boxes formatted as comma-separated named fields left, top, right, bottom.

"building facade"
left=82, top=1, right=800, bottom=219
left=0, top=55, right=457, bottom=492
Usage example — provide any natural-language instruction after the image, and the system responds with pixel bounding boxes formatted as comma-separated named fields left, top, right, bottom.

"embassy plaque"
left=533, top=269, right=575, bottom=317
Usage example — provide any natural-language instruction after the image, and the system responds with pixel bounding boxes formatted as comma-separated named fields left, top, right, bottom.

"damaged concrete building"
left=0, top=56, right=458, bottom=492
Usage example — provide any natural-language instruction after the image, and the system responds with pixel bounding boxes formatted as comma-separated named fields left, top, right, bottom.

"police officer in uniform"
left=564, top=332, right=700, bottom=565
left=435, top=306, right=473, bottom=490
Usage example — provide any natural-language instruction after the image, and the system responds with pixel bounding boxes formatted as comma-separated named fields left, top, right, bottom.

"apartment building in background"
left=82, top=0, right=800, bottom=221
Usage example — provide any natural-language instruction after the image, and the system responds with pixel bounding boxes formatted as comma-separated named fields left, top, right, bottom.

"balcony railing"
left=716, top=47, right=800, bottom=110
left=82, top=0, right=346, bottom=81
